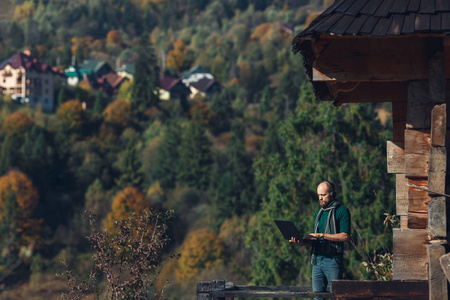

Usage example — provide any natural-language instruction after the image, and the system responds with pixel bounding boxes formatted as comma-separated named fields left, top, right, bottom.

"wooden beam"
left=313, top=38, right=428, bottom=82
left=387, top=141, right=405, bottom=174
left=408, top=178, right=432, bottom=213
left=407, top=81, right=434, bottom=129
left=431, top=104, right=447, bottom=147
left=440, top=253, right=450, bottom=285
left=328, top=82, right=408, bottom=104
left=428, top=244, right=448, bottom=300
left=392, top=102, right=407, bottom=143
left=408, top=212, right=428, bottom=229
left=428, top=51, right=446, bottom=104
left=428, top=147, right=447, bottom=195
left=332, top=280, right=428, bottom=299
left=428, top=197, right=447, bottom=239
left=393, top=228, right=429, bottom=280
left=396, top=174, right=408, bottom=216
left=405, top=130, right=431, bottom=178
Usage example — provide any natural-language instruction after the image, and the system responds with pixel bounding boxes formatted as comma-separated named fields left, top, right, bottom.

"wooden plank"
left=431, top=14, right=441, bottom=32
left=332, top=280, right=428, bottom=299
left=415, top=14, right=431, bottom=32
left=428, top=147, right=447, bottom=195
left=329, top=81, right=408, bottom=104
left=407, top=81, right=433, bottom=129
left=428, top=197, right=447, bottom=239
left=360, top=0, right=383, bottom=14
left=387, top=15, right=404, bottom=35
left=335, top=0, right=357, bottom=13
left=330, top=15, right=355, bottom=35
left=371, top=17, right=392, bottom=36
left=312, top=38, right=428, bottom=82
left=402, top=14, right=416, bottom=34
left=419, top=0, right=435, bottom=14
left=393, top=228, right=429, bottom=280
left=211, top=291, right=332, bottom=298
left=428, top=244, right=448, bottom=300
left=431, top=104, right=447, bottom=147
left=429, top=51, right=446, bottom=104
left=408, top=211, right=428, bottom=229
left=400, top=215, right=408, bottom=228
left=387, top=141, right=405, bottom=173
left=443, top=13, right=450, bottom=31
left=407, top=0, right=420, bottom=12
left=408, top=178, right=432, bottom=213
left=391, top=0, right=409, bottom=13
left=439, top=253, right=450, bottom=285
left=346, top=0, right=368, bottom=16
left=345, top=14, right=368, bottom=35
left=405, top=129, right=430, bottom=178
left=393, top=121, right=406, bottom=142
left=374, top=0, right=394, bottom=17
left=396, top=174, right=408, bottom=216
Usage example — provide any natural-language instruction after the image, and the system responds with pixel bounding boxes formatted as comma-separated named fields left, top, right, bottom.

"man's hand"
left=289, top=237, right=304, bottom=245
left=306, top=232, right=349, bottom=242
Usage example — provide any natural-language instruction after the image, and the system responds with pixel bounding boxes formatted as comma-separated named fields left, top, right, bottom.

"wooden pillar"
left=426, top=50, right=449, bottom=300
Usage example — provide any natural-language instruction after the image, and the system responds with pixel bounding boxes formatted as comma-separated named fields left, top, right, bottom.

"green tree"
left=115, top=144, right=143, bottom=189
left=153, top=121, right=181, bottom=190
left=131, top=35, right=160, bottom=115
left=209, top=86, right=235, bottom=135
left=246, top=82, right=394, bottom=285
left=176, top=111, right=213, bottom=190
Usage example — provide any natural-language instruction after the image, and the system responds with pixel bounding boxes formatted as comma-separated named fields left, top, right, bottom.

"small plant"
left=58, top=209, right=175, bottom=300
left=362, top=251, right=393, bottom=281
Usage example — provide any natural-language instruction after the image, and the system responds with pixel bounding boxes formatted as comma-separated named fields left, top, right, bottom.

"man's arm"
left=307, top=232, right=349, bottom=242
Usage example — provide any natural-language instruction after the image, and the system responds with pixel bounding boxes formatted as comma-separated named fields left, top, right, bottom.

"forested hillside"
left=0, top=0, right=395, bottom=299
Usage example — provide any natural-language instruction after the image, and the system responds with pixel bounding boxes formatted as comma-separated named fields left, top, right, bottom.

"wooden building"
left=292, top=0, right=450, bottom=299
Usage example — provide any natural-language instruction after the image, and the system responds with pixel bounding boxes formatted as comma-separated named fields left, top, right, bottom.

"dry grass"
left=0, top=274, right=71, bottom=300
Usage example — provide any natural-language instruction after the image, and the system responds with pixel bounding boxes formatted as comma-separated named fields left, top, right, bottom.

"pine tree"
left=115, top=144, right=143, bottom=189
left=209, top=86, right=235, bottom=135
left=131, top=34, right=160, bottom=115
left=176, top=111, right=213, bottom=190
left=153, top=121, right=181, bottom=190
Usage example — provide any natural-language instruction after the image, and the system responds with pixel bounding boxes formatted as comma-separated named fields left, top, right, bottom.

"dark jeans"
left=312, top=256, right=343, bottom=300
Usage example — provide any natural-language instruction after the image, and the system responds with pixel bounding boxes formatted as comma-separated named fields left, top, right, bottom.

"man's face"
left=317, top=182, right=333, bottom=208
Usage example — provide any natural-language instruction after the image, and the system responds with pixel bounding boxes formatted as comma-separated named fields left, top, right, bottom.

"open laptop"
left=274, top=220, right=313, bottom=241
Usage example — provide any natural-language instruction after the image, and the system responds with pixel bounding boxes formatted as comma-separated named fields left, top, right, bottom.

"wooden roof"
left=292, top=0, right=450, bottom=104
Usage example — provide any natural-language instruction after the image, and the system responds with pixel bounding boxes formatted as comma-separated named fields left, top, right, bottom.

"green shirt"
left=313, top=204, right=351, bottom=258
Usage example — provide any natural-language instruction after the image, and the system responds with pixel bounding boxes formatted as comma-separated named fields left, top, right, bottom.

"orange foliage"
left=2, top=111, right=34, bottom=136
left=56, top=100, right=87, bottom=132
left=0, top=170, right=41, bottom=244
left=189, top=102, right=213, bottom=124
left=175, top=228, right=224, bottom=281
left=245, top=134, right=265, bottom=156
left=103, top=187, right=151, bottom=233
left=251, top=23, right=272, bottom=41
left=102, top=99, right=131, bottom=128
left=14, top=1, right=35, bottom=21
left=106, top=30, right=122, bottom=46
left=305, top=12, right=320, bottom=27
left=166, top=39, right=187, bottom=71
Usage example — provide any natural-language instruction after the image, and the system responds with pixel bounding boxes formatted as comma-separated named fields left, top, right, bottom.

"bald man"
left=290, top=180, right=351, bottom=300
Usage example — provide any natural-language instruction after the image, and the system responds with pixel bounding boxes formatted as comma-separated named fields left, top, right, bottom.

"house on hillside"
left=97, top=72, right=128, bottom=95
left=116, top=62, right=134, bottom=80
left=181, top=65, right=221, bottom=99
left=0, top=50, right=65, bottom=112
left=64, top=65, right=83, bottom=86
left=188, top=78, right=221, bottom=99
left=78, top=60, right=114, bottom=81
left=159, top=75, right=190, bottom=101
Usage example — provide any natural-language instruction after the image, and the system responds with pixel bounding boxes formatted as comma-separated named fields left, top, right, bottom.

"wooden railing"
left=197, top=280, right=332, bottom=299
left=197, top=280, right=429, bottom=300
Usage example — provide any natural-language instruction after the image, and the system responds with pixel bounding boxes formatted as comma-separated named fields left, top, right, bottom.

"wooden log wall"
left=388, top=50, right=449, bottom=299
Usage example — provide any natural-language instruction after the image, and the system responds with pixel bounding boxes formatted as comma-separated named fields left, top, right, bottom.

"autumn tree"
left=1, top=111, right=34, bottom=136
left=0, top=170, right=41, bottom=253
left=104, top=187, right=151, bottom=233
left=166, top=38, right=187, bottom=72
left=175, top=228, right=224, bottom=281
left=102, top=99, right=131, bottom=129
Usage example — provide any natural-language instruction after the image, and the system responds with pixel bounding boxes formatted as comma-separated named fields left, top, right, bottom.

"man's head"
left=317, top=180, right=335, bottom=208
